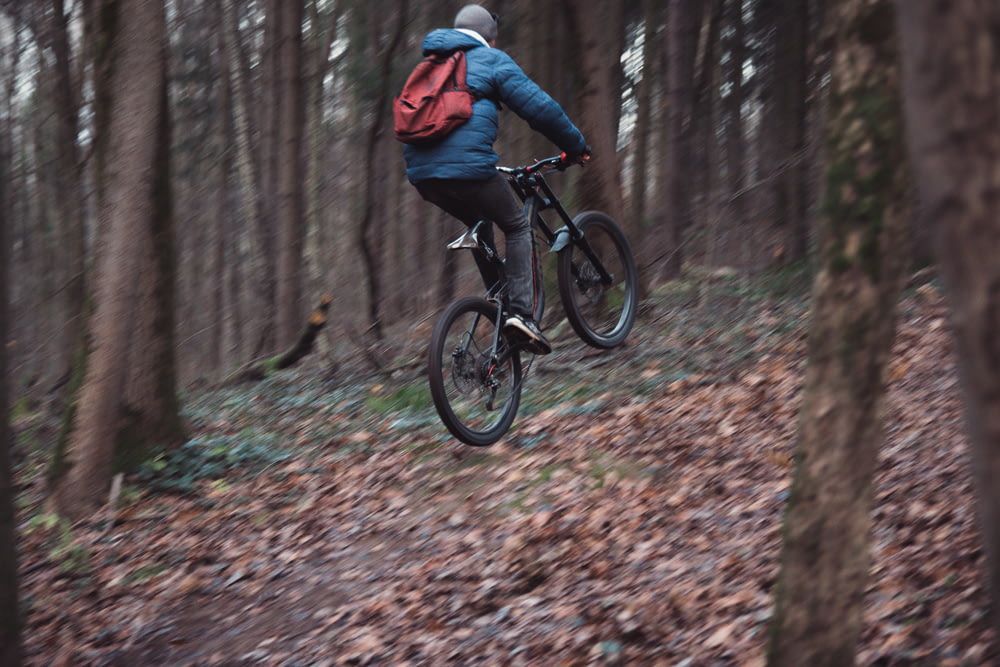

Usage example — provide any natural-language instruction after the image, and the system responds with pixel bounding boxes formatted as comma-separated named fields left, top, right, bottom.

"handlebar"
left=497, top=152, right=590, bottom=177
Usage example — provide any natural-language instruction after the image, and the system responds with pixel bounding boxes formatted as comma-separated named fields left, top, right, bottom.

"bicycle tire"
left=557, top=211, right=638, bottom=348
left=428, top=296, right=522, bottom=446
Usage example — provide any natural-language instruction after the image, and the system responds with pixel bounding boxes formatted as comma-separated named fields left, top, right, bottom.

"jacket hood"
left=422, top=28, right=485, bottom=56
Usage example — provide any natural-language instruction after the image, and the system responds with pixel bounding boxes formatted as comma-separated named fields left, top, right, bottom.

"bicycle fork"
left=450, top=303, right=513, bottom=412
left=484, top=299, right=512, bottom=411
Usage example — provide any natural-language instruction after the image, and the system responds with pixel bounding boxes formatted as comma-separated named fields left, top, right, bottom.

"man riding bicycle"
left=402, top=4, right=589, bottom=355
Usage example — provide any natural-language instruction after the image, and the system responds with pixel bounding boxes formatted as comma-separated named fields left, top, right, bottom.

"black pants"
left=415, top=173, right=535, bottom=317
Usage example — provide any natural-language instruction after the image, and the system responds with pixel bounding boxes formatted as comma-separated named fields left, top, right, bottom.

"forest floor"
left=11, top=270, right=997, bottom=666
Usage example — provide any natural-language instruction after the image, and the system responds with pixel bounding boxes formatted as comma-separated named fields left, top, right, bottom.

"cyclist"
left=402, top=4, right=589, bottom=355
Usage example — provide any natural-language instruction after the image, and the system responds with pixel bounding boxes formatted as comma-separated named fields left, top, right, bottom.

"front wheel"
left=428, top=297, right=522, bottom=446
left=557, top=211, right=638, bottom=348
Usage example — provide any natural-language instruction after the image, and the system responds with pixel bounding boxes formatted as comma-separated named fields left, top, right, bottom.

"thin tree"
left=896, top=0, right=1000, bottom=645
left=356, top=0, right=409, bottom=342
left=47, top=0, right=87, bottom=387
left=660, top=0, right=699, bottom=280
left=219, top=0, right=258, bottom=363
left=770, top=0, right=811, bottom=261
left=272, top=0, right=307, bottom=349
left=0, top=63, right=20, bottom=662
left=723, top=0, right=747, bottom=229
left=50, top=0, right=184, bottom=518
left=255, top=0, right=281, bottom=355
left=562, top=2, right=626, bottom=222
left=629, top=0, right=658, bottom=237
left=767, top=0, right=909, bottom=663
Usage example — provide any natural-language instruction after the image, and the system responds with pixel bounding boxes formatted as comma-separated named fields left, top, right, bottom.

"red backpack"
left=393, top=51, right=474, bottom=145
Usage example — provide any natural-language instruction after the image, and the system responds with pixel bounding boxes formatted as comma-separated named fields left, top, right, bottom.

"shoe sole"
left=503, top=323, right=552, bottom=355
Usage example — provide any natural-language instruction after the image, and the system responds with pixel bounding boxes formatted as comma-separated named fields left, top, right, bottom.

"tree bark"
left=660, top=0, right=699, bottom=280
left=254, top=0, right=282, bottom=356
left=723, top=0, right=746, bottom=228
left=47, top=0, right=87, bottom=384
left=0, top=67, right=21, bottom=663
left=303, top=0, right=340, bottom=308
left=357, top=0, right=408, bottom=342
left=273, top=0, right=306, bottom=349
left=771, top=0, right=812, bottom=261
left=207, top=0, right=231, bottom=372
left=766, top=1, right=909, bottom=664
left=119, top=32, right=184, bottom=472
left=896, top=0, right=1000, bottom=644
left=220, top=0, right=261, bottom=361
left=51, top=0, right=183, bottom=518
left=629, top=0, right=657, bottom=237
left=690, top=0, right=723, bottom=210
left=562, top=2, right=625, bottom=222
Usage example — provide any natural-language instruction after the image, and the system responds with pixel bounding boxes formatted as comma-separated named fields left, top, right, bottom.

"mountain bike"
left=427, top=155, right=638, bottom=446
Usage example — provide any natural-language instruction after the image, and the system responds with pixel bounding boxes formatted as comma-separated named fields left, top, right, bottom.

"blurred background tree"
left=0, top=0, right=832, bottom=394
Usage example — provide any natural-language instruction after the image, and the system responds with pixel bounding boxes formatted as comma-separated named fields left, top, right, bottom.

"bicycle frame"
left=500, top=158, right=615, bottom=286
left=430, top=155, right=638, bottom=445
left=447, top=156, right=615, bottom=302
left=443, top=157, right=617, bottom=364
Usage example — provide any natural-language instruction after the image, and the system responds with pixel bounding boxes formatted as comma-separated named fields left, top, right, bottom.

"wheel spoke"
left=428, top=297, right=522, bottom=445
left=557, top=213, right=638, bottom=349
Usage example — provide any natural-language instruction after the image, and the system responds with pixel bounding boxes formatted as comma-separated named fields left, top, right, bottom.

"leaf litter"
left=13, top=281, right=996, bottom=665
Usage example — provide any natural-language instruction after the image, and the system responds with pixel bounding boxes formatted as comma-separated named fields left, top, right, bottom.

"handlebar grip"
left=558, top=150, right=591, bottom=168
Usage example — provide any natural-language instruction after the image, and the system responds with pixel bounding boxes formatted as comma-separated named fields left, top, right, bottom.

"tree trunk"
left=629, top=0, right=657, bottom=237
left=771, top=0, right=811, bottom=261
left=648, top=1, right=670, bottom=269
left=273, top=0, right=306, bottom=349
left=48, top=0, right=87, bottom=385
left=220, top=0, right=261, bottom=361
left=303, top=0, right=340, bottom=307
left=562, top=2, right=625, bottom=222
left=357, top=0, right=408, bottom=342
left=501, top=2, right=561, bottom=163
left=767, top=1, right=909, bottom=663
left=119, top=43, right=184, bottom=472
left=896, top=0, right=1000, bottom=644
left=660, top=0, right=698, bottom=280
left=207, top=0, right=231, bottom=372
left=724, top=0, right=746, bottom=229
left=0, top=70, right=20, bottom=663
left=51, top=0, right=183, bottom=518
left=690, top=0, right=723, bottom=212
left=254, top=0, right=282, bottom=356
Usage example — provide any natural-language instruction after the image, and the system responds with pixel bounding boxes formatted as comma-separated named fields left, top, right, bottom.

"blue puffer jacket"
left=403, top=29, right=587, bottom=184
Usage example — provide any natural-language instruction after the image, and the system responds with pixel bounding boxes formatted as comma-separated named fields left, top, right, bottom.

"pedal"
left=447, top=230, right=480, bottom=250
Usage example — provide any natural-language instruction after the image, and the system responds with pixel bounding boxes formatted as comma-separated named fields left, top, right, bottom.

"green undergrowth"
left=365, top=383, right=432, bottom=415
left=136, top=431, right=294, bottom=494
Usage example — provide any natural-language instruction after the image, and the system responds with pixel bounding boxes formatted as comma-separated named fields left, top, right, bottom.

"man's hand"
left=560, top=145, right=592, bottom=167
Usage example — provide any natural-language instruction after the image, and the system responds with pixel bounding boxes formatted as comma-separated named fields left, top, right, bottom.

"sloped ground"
left=13, top=279, right=996, bottom=665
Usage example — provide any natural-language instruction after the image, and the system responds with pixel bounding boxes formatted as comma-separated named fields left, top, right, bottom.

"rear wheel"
left=557, top=211, right=638, bottom=348
left=428, top=297, right=522, bottom=446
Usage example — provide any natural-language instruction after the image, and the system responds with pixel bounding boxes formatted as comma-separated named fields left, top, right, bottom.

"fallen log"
left=222, top=293, right=333, bottom=385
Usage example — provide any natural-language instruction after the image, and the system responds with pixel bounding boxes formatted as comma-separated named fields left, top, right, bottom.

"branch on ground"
left=221, top=294, right=333, bottom=385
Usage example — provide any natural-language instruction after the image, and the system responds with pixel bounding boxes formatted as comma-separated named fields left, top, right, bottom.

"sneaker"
left=504, top=314, right=552, bottom=355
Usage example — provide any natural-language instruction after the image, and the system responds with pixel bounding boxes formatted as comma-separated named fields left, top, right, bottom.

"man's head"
left=454, top=4, right=498, bottom=43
